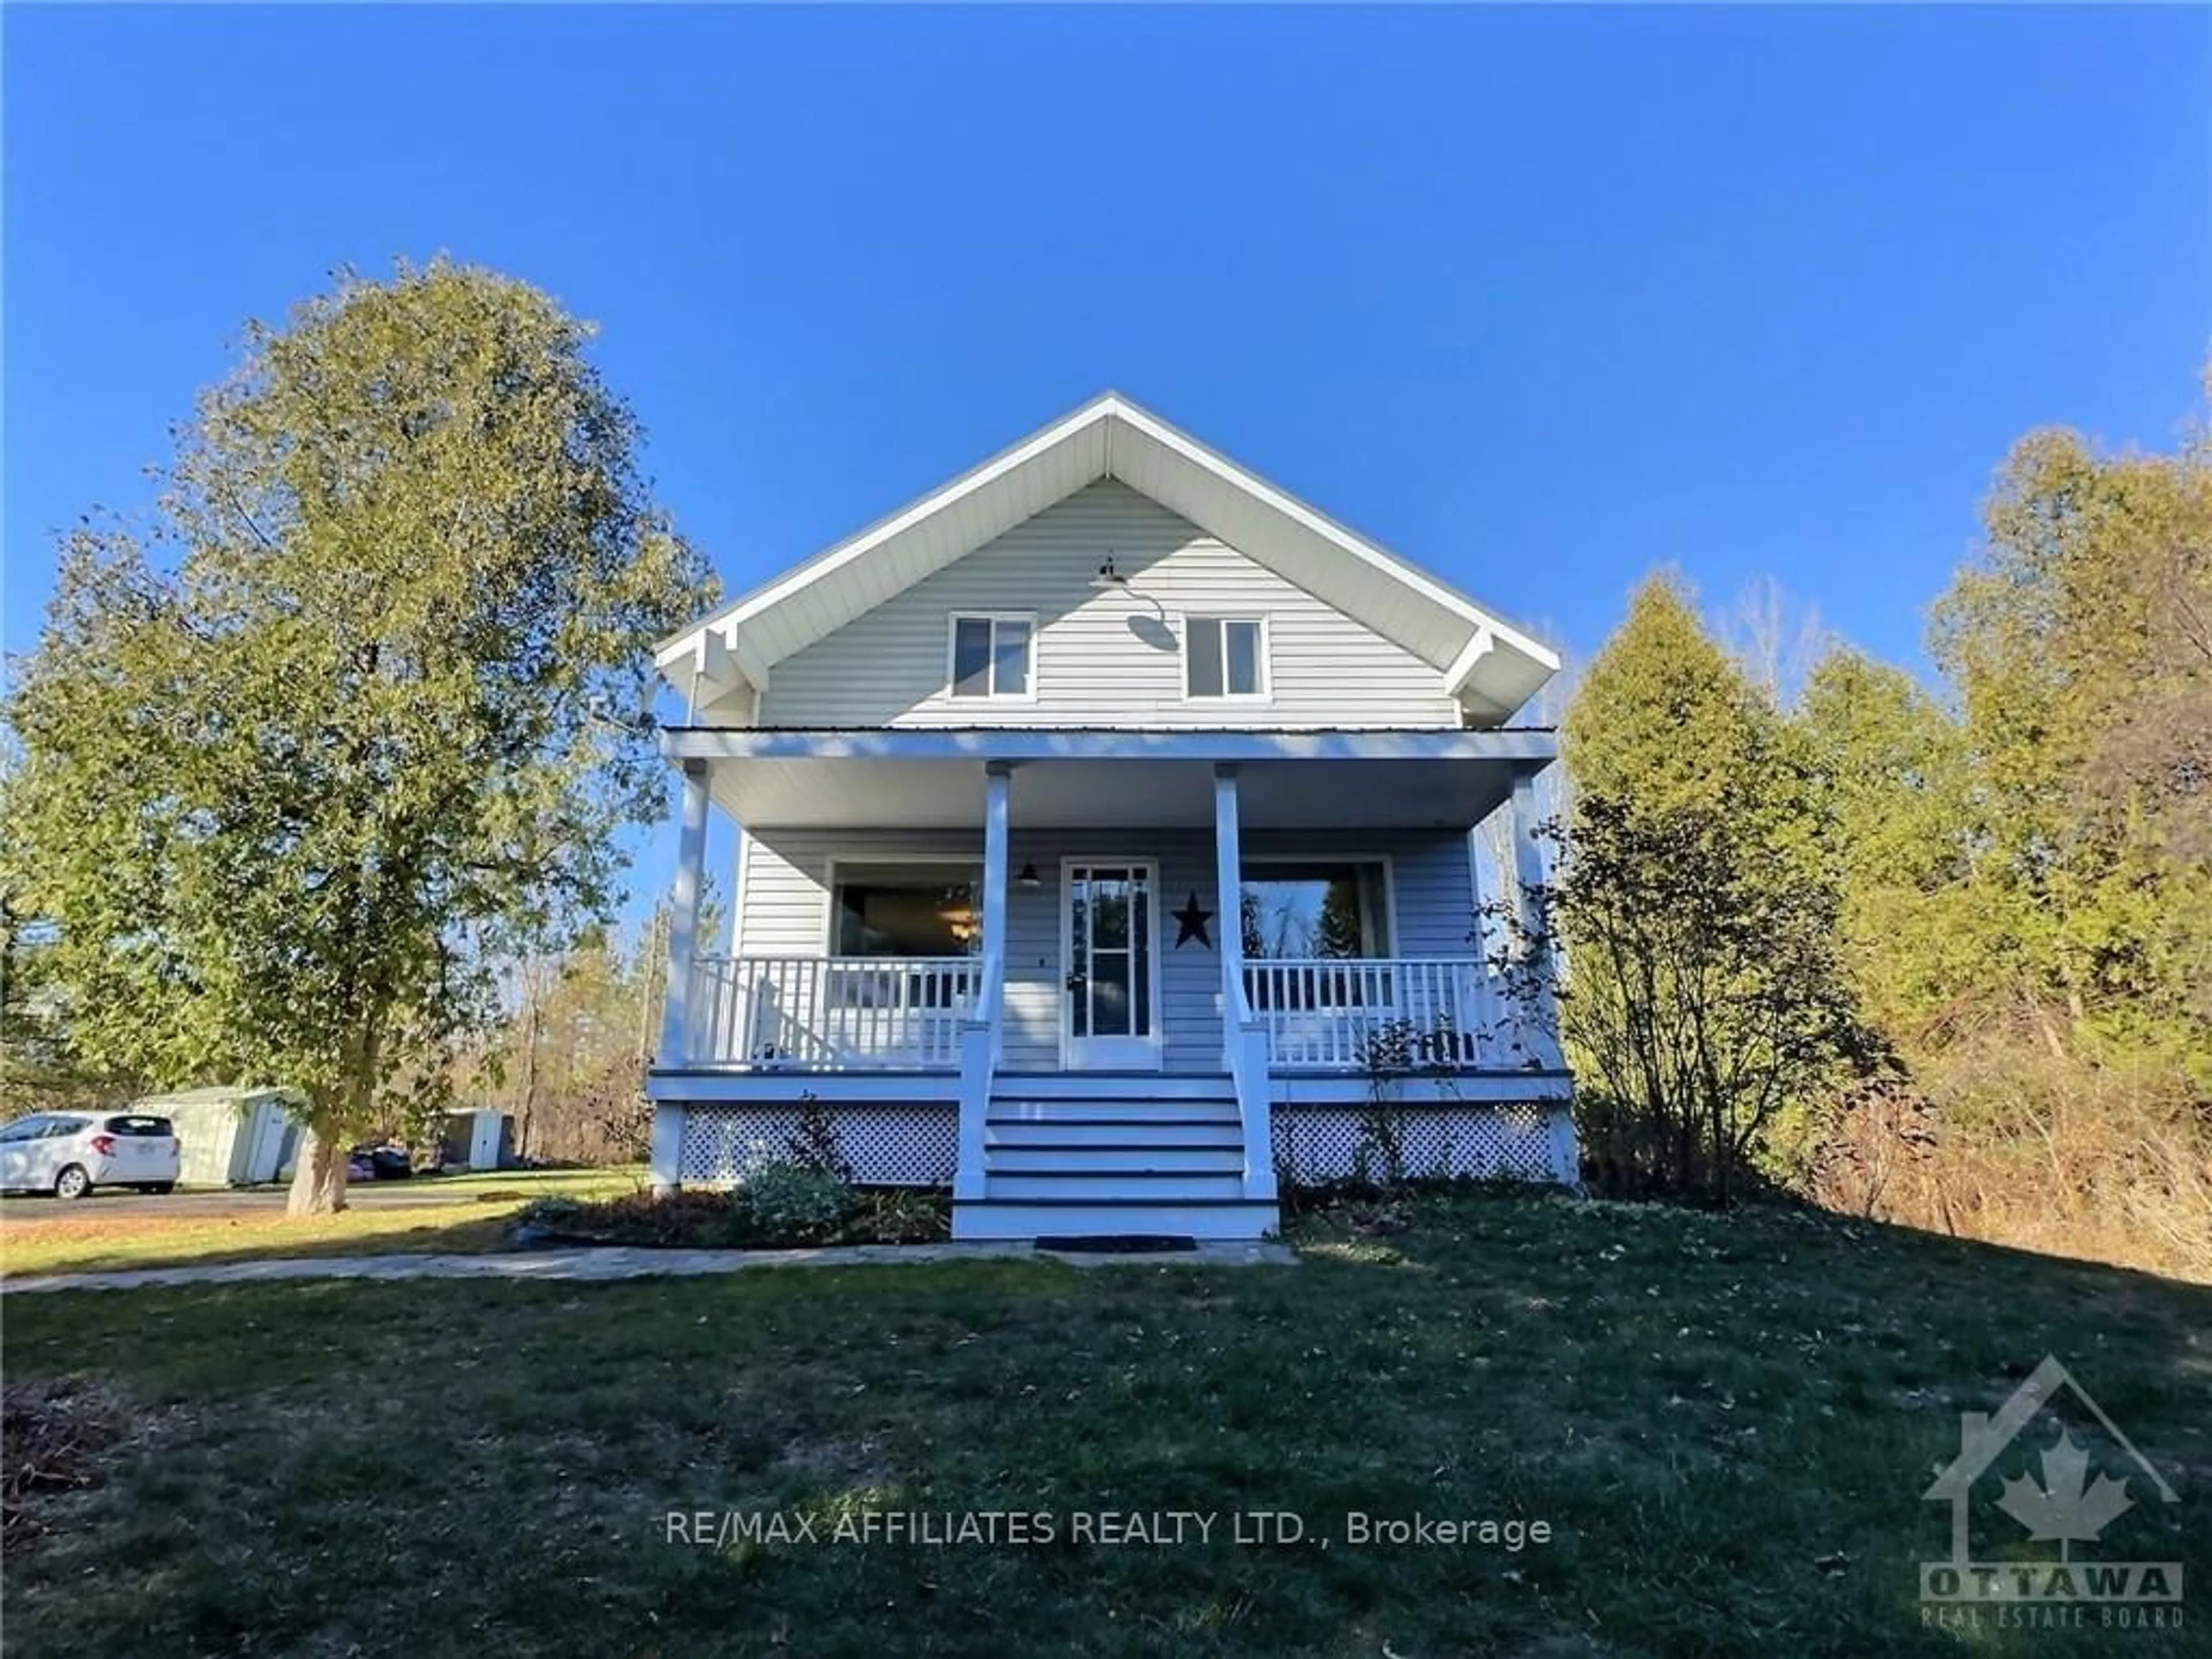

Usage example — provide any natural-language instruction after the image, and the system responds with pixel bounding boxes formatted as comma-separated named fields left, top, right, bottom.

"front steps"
left=952, top=1073, right=1279, bottom=1242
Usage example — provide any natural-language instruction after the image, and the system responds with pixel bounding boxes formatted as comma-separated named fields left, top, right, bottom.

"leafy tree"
left=1931, top=407, right=2212, bottom=1080
left=482, top=929, right=650, bottom=1165
left=1554, top=576, right=1867, bottom=1199
left=1794, top=382, right=2209, bottom=1263
left=466, top=886, right=717, bottom=1165
left=1794, top=649, right=1991, bottom=1041
left=2, top=260, right=714, bottom=1211
left=1316, top=881, right=1366, bottom=960
left=0, top=908, right=145, bottom=1117
left=1238, top=891, right=1266, bottom=963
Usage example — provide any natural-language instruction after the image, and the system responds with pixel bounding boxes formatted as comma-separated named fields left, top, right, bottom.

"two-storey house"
left=645, top=393, right=1573, bottom=1240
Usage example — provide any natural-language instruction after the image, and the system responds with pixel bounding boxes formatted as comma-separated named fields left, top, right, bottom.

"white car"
left=0, top=1111, right=181, bottom=1199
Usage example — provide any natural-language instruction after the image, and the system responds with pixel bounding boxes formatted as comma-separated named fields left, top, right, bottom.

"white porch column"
left=657, top=760, right=712, bottom=1066
left=650, top=759, right=710, bottom=1194
left=979, top=761, right=1012, bottom=1050
left=1214, top=764, right=1275, bottom=1202
left=956, top=762, right=1012, bottom=1203
left=1507, top=764, right=1564, bottom=1069
left=1212, top=764, right=1244, bottom=1046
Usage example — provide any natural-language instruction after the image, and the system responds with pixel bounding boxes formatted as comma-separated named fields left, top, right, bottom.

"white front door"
left=1061, top=859, right=1163, bottom=1071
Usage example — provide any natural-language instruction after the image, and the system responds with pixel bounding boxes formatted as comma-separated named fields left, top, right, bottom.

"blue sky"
left=6, top=5, right=2207, bottom=915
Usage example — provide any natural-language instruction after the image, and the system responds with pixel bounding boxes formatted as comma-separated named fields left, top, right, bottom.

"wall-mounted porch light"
left=1017, top=862, right=1041, bottom=888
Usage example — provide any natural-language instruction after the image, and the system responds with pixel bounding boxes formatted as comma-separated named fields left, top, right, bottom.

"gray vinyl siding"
left=755, top=480, right=1463, bottom=730
left=732, top=825, right=1478, bottom=1071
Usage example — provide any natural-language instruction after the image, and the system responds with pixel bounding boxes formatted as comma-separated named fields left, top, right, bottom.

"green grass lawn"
left=3, top=1195, right=2205, bottom=1657
left=0, top=1168, right=643, bottom=1278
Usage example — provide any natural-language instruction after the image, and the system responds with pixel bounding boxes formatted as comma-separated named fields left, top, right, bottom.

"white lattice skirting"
left=676, top=1103, right=958, bottom=1187
left=670, top=1099, right=1574, bottom=1189
left=1271, top=1103, right=1572, bottom=1186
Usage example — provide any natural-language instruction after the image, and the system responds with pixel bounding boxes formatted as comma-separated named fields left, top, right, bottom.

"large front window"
left=825, top=863, right=982, bottom=1025
left=832, top=864, right=984, bottom=957
left=1239, top=860, right=1391, bottom=959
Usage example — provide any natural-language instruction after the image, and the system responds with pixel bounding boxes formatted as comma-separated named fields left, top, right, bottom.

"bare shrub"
left=3, top=1380, right=131, bottom=1552
left=1813, top=1033, right=2212, bottom=1281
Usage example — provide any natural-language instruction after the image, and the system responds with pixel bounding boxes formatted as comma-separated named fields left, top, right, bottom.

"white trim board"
left=1272, top=1073, right=1574, bottom=1105
left=646, top=1071, right=963, bottom=1104
left=646, top=1070, right=1573, bottom=1104
left=664, top=726, right=1559, bottom=766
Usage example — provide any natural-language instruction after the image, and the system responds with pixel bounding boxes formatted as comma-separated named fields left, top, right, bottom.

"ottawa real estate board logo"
left=1921, top=1355, right=2183, bottom=1626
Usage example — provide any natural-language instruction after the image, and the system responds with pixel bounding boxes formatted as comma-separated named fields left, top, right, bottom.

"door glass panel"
left=1090, top=877, right=1128, bottom=947
left=1068, top=876, right=1089, bottom=1037
left=1131, top=885, right=1151, bottom=1033
left=1090, top=952, right=1131, bottom=1036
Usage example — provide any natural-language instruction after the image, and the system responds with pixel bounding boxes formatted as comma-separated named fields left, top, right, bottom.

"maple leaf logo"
left=1996, top=1429, right=2136, bottom=1558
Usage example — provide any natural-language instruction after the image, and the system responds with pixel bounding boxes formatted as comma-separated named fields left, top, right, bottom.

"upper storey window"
left=1183, top=616, right=1268, bottom=700
left=948, top=613, right=1035, bottom=700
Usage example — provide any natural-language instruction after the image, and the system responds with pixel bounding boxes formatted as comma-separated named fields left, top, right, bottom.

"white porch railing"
left=686, top=955, right=978, bottom=1070
left=1242, top=957, right=1508, bottom=1071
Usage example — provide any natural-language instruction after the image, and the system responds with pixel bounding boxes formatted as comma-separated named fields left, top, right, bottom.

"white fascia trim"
left=654, top=623, right=719, bottom=677
left=1271, top=1073, right=1575, bottom=1104
left=1442, top=626, right=1497, bottom=699
left=652, top=618, right=771, bottom=699
left=660, top=726, right=1560, bottom=766
left=646, top=1071, right=963, bottom=1104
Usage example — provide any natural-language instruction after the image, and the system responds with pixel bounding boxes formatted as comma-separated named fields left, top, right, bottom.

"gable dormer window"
left=1183, top=615, right=1268, bottom=700
left=948, top=613, right=1035, bottom=700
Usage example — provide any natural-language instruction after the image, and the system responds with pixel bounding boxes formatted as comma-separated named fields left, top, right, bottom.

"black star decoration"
left=1172, top=891, right=1214, bottom=950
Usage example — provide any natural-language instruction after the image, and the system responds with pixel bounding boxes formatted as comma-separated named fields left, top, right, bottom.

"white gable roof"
left=657, top=392, right=1559, bottom=718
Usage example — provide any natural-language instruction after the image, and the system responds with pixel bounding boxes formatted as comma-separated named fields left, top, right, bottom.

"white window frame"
left=1179, top=613, right=1272, bottom=703
left=945, top=612, right=1039, bottom=703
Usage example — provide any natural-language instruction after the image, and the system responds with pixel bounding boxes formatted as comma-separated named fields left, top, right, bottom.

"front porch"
left=644, top=729, right=1572, bottom=1236
left=673, top=952, right=1549, bottom=1077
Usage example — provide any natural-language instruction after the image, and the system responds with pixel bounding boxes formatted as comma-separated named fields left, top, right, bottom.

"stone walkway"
left=1, top=1239, right=1297, bottom=1294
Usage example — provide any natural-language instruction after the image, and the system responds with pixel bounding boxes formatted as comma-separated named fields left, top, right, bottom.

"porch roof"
left=661, top=725, right=1555, bottom=831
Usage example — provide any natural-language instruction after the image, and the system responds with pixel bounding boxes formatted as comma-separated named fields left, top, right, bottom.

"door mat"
left=1033, top=1235, right=1198, bottom=1254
